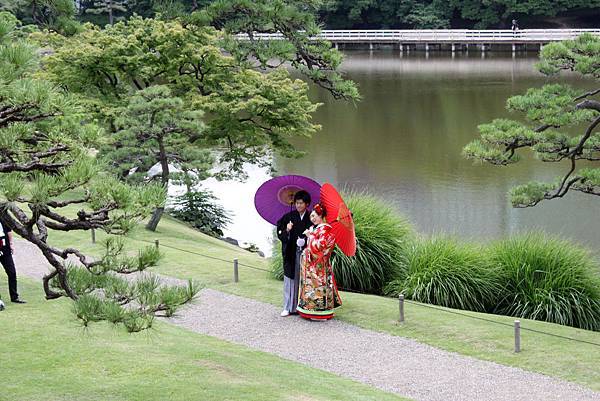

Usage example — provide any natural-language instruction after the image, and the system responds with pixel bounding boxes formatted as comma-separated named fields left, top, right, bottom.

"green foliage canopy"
left=42, top=11, right=356, bottom=230
left=44, top=17, right=321, bottom=178
left=0, top=0, right=80, bottom=33
left=321, top=0, right=600, bottom=29
left=198, top=0, right=360, bottom=101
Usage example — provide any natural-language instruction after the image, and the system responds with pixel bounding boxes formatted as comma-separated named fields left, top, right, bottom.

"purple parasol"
left=254, top=175, right=321, bottom=225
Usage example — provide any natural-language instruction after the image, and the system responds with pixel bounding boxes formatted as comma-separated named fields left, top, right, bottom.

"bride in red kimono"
left=296, top=204, right=342, bottom=320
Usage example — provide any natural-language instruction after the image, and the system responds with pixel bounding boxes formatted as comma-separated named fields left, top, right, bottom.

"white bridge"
left=245, top=29, right=600, bottom=51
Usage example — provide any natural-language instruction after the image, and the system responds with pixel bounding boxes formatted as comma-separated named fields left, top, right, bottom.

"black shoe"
left=11, top=299, right=26, bottom=304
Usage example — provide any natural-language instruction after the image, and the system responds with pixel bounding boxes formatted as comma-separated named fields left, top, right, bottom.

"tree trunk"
left=146, top=135, right=169, bottom=232
left=145, top=207, right=164, bottom=231
left=108, top=0, right=114, bottom=25
left=32, top=0, right=40, bottom=24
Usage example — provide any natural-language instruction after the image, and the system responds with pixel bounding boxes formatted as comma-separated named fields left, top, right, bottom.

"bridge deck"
left=247, top=29, right=600, bottom=44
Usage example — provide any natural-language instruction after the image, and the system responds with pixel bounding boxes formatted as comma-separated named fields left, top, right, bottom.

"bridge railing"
left=241, top=29, right=600, bottom=43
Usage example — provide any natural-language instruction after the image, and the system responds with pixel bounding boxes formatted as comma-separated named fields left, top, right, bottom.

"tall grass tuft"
left=331, top=192, right=413, bottom=293
left=385, top=236, right=503, bottom=312
left=269, top=236, right=285, bottom=281
left=270, top=192, right=413, bottom=294
left=489, top=232, right=600, bottom=331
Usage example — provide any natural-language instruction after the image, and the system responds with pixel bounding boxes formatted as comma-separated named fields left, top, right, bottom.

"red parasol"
left=320, top=183, right=356, bottom=257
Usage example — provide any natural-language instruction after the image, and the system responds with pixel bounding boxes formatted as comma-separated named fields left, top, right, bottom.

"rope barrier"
left=404, top=299, right=515, bottom=328
left=338, top=286, right=600, bottom=347
left=238, top=262, right=271, bottom=272
left=134, top=237, right=600, bottom=348
left=518, top=326, right=600, bottom=347
left=138, top=239, right=237, bottom=264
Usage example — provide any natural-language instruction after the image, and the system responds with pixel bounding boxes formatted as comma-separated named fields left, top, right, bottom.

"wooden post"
left=399, top=294, right=405, bottom=323
left=233, top=258, right=239, bottom=283
left=514, top=320, right=521, bottom=353
left=91, top=228, right=96, bottom=244
left=154, top=239, right=159, bottom=249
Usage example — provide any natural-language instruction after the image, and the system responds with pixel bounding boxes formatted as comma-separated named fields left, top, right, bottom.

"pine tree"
left=0, top=0, right=78, bottom=32
left=101, top=85, right=213, bottom=231
left=464, top=33, right=600, bottom=207
left=0, top=13, right=198, bottom=331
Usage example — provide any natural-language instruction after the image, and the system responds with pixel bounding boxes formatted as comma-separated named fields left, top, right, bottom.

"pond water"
left=202, top=51, right=600, bottom=257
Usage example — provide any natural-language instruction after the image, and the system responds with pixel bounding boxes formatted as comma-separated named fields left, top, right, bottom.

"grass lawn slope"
left=0, top=280, right=408, bottom=401
left=37, top=215, right=600, bottom=391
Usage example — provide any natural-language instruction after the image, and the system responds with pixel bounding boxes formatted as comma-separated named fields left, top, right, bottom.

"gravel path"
left=9, top=240, right=600, bottom=401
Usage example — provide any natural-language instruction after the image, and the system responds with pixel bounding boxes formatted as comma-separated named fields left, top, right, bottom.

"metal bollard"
left=399, top=294, right=405, bottom=323
left=514, top=320, right=521, bottom=353
left=233, top=258, right=239, bottom=283
left=91, top=228, right=96, bottom=244
left=154, top=239, right=159, bottom=249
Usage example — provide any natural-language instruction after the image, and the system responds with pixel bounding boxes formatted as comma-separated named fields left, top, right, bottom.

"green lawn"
left=0, top=279, right=408, bottom=401
left=31, top=215, right=600, bottom=391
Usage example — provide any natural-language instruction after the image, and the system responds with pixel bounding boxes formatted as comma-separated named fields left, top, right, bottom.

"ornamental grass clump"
left=385, top=236, right=502, bottom=312
left=269, top=239, right=285, bottom=281
left=489, top=232, right=600, bottom=331
left=330, top=192, right=413, bottom=294
left=270, top=192, right=414, bottom=294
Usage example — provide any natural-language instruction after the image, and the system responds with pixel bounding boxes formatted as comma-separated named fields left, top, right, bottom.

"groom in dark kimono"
left=276, top=190, right=312, bottom=316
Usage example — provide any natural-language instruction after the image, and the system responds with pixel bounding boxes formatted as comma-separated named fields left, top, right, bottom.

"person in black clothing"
left=276, top=190, right=313, bottom=316
left=0, top=219, right=26, bottom=308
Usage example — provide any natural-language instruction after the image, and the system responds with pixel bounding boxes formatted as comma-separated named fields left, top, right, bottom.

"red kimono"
left=297, top=223, right=342, bottom=320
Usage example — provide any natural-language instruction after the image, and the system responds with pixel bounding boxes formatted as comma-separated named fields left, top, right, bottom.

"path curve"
left=10, top=240, right=600, bottom=401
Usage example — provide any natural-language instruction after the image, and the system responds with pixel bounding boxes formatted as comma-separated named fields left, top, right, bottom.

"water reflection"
left=197, top=164, right=273, bottom=254
left=275, top=51, right=600, bottom=254
left=197, top=52, right=599, bottom=256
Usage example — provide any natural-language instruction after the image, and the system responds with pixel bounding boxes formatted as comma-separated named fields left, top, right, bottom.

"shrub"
left=270, top=191, right=414, bottom=294
left=489, top=232, right=600, bottom=331
left=385, top=236, right=503, bottom=312
left=168, top=190, right=231, bottom=237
